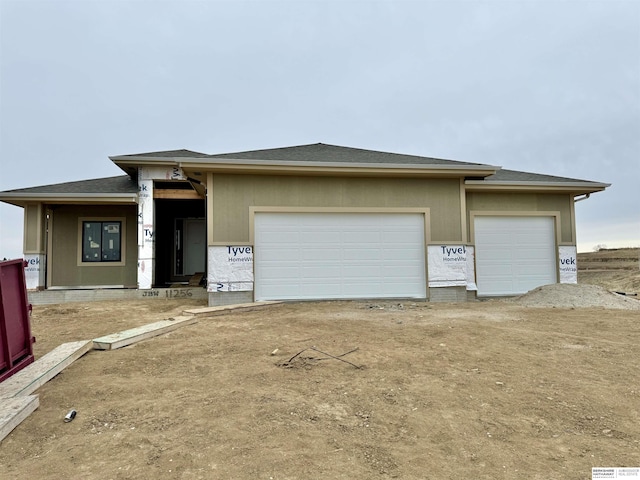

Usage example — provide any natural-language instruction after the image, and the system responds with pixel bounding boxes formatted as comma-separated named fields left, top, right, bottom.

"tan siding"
left=466, top=192, right=574, bottom=243
left=50, top=205, right=137, bottom=286
left=210, top=175, right=462, bottom=243
left=23, top=203, right=43, bottom=253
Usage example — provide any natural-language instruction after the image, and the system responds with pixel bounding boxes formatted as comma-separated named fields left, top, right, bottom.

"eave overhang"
left=0, top=193, right=138, bottom=208
left=464, top=180, right=611, bottom=195
left=110, top=155, right=500, bottom=178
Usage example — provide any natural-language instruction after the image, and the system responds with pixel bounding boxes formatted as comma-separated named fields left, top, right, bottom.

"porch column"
left=137, top=168, right=155, bottom=289
left=23, top=203, right=46, bottom=290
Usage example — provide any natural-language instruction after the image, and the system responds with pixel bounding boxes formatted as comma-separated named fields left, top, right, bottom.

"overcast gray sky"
left=1, top=0, right=638, bottom=258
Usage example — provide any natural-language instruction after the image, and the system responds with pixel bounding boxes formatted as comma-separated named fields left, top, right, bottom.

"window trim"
left=77, top=217, right=127, bottom=267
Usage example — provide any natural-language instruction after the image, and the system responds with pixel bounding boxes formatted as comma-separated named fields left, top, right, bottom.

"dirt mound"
left=512, top=283, right=640, bottom=310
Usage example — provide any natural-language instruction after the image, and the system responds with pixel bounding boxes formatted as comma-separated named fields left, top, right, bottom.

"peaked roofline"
left=0, top=144, right=610, bottom=206
left=110, top=142, right=502, bottom=178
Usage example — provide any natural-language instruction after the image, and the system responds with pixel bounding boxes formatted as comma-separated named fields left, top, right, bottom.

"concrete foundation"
left=429, top=286, right=469, bottom=303
left=208, top=291, right=255, bottom=307
left=28, top=287, right=208, bottom=305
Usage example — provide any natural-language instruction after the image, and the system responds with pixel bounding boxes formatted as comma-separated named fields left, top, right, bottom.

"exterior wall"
left=49, top=205, right=137, bottom=287
left=209, top=174, right=463, bottom=244
left=207, top=174, right=462, bottom=306
left=205, top=178, right=575, bottom=305
left=465, top=192, right=574, bottom=244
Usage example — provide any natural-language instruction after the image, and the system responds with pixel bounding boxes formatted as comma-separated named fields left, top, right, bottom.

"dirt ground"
left=1, top=251, right=639, bottom=479
left=578, top=247, right=640, bottom=293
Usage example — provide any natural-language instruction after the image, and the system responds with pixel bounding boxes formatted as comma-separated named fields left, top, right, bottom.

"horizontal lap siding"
left=210, top=174, right=460, bottom=244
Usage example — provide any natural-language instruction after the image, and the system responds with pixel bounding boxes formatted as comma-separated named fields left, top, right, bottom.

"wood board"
left=92, top=315, right=197, bottom=350
left=0, top=395, right=39, bottom=442
left=0, top=340, right=93, bottom=399
left=183, top=301, right=282, bottom=317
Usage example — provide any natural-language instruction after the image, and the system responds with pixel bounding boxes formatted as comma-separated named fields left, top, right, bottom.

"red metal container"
left=0, top=259, right=35, bottom=382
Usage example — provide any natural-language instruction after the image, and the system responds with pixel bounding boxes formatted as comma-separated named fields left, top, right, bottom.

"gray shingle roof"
left=1, top=176, right=138, bottom=195
left=116, top=149, right=208, bottom=158
left=1, top=146, right=609, bottom=200
left=207, top=143, right=488, bottom=167
left=484, top=169, right=607, bottom=185
left=112, top=143, right=492, bottom=167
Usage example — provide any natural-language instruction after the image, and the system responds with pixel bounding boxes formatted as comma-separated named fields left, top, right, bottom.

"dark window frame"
left=77, top=217, right=126, bottom=266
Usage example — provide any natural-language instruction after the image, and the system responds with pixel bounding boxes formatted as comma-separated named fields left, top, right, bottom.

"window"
left=82, top=221, right=122, bottom=262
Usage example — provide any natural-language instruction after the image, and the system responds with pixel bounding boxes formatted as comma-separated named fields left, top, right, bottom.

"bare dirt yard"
left=1, top=249, right=639, bottom=479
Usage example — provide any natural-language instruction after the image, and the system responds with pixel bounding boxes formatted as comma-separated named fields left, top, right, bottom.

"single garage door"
left=474, top=216, right=556, bottom=296
left=254, top=212, right=426, bottom=301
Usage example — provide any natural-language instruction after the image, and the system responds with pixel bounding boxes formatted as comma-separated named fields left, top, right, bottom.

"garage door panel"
left=515, top=234, right=550, bottom=244
left=390, top=246, right=424, bottom=260
left=301, top=248, right=342, bottom=260
left=301, top=264, right=342, bottom=277
left=475, top=216, right=556, bottom=296
left=259, top=266, right=299, bottom=280
left=255, top=212, right=426, bottom=301
left=301, top=230, right=342, bottom=243
left=518, top=249, right=555, bottom=262
left=382, top=230, right=422, bottom=243
left=258, top=248, right=300, bottom=262
left=300, top=285, right=342, bottom=296
left=342, top=231, right=382, bottom=243
left=260, top=230, right=300, bottom=242
left=479, top=264, right=514, bottom=275
left=342, top=265, right=382, bottom=277
left=341, top=248, right=382, bottom=261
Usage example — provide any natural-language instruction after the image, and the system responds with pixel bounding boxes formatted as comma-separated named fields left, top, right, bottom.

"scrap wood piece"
left=281, top=346, right=362, bottom=369
left=0, top=340, right=93, bottom=399
left=0, top=395, right=39, bottom=442
left=92, top=315, right=197, bottom=350
left=183, top=301, right=282, bottom=317
left=188, top=272, right=205, bottom=286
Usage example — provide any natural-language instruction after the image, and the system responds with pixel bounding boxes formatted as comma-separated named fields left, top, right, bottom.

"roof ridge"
left=206, top=142, right=488, bottom=166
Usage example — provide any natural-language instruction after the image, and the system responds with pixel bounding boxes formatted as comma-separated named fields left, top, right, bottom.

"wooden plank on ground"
left=183, top=301, right=282, bottom=317
left=0, top=395, right=39, bottom=442
left=92, top=315, right=197, bottom=350
left=0, top=340, right=93, bottom=399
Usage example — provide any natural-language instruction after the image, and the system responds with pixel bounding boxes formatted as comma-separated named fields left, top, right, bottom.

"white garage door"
left=254, top=212, right=426, bottom=301
left=474, top=216, right=557, bottom=296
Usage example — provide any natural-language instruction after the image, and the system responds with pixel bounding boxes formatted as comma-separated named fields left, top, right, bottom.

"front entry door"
left=183, top=219, right=206, bottom=276
left=174, top=218, right=206, bottom=278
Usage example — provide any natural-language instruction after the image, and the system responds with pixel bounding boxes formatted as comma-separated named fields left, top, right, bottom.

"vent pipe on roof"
left=574, top=193, right=591, bottom=203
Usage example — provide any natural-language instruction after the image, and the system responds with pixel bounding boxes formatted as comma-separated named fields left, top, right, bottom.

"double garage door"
left=474, top=216, right=557, bottom=296
left=254, top=212, right=426, bottom=301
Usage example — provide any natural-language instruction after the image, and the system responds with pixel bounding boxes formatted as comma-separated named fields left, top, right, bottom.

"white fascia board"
left=110, top=158, right=178, bottom=172
left=177, top=160, right=500, bottom=177
left=465, top=180, right=610, bottom=193
left=0, top=193, right=138, bottom=205
left=184, top=157, right=500, bottom=171
left=112, top=154, right=500, bottom=170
